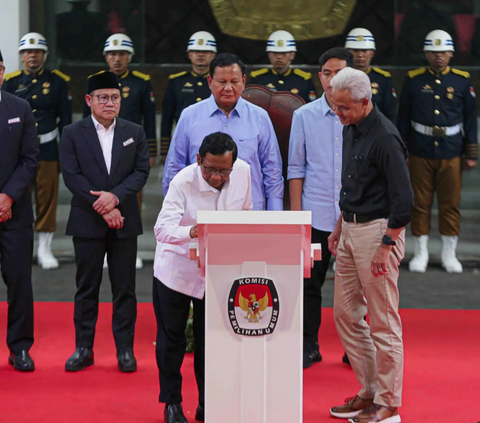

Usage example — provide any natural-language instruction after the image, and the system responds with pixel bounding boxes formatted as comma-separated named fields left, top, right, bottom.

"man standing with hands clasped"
left=60, top=71, right=150, bottom=372
left=327, top=68, right=413, bottom=423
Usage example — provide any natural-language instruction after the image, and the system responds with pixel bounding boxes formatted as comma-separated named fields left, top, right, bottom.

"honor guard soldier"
left=160, top=31, right=217, bottom=160
left=249, top=30, right=317, bottom=103
left=84, top=33, right=158, bottom=269
left=345, top=28, right=397, bottom=124
left=398, top=30, right=477, bottom=274
left=2, top=32, right=72, bottom=270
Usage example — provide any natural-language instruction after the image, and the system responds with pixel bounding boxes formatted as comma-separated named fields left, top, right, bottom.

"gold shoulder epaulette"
left=372, top=67, right=391, bottom=78
left=169, top=71, right=187, bottom=80
left=408, top=67, right=426, bottom=78
left=451, top=68, right=470, bottom=79
left=87, top=70, right=107, bottom=79
left=293, top=68, right=312, bottom=80
left=250, top=68, right=269, bottom=78
left=132, top=70, right=151, bottom=81
left=52, top=69, right=71, bottom=82
left=4, top=70, right=22, bottom=81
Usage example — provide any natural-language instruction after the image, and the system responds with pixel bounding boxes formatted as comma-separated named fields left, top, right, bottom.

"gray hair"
left=330, top=67, right=372, bottom=102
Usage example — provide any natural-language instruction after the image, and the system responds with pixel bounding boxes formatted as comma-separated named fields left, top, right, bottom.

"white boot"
left=136, top=256, right=143, bottom=270
left=37, top=232, right=59, bottom=270
left=441, top=235, right=463, bottom=273
left=409, top=235, right=429, bottom=273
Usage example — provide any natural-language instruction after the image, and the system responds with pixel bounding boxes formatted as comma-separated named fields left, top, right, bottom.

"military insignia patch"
left=357, top=35, right=363, bottom=41
left=278, top=40, right=284, bottom=47
left=435, top=39, right=441, bottom=46
left=197, top=81, right=203, bottom=86
left=228, top=277, right=279, bottom=336
left=43, top=82, right=50, bottom=88
left=392, top=88, right=397, bottom=98
left=122, top=92, right=129, bottom=98
left=266, top=83, right=275, bottom=89
left=113, top=39, right=119, bottom=46
left=184, top=82, right=193, bottom=87
left=198, top=39, right=204, bottom=45
left=470, top=87, right=476, bottom=98
left=447, top=87, right=454, bottom=93
left=309, top=90, right=316, bottom=101
left=150, top=92, right=155, bottom=103
left=371, top=82, right=379, bottom=88
left=122, top=86, right=130, bottom=92
left=423, top=85, right=431, bottom=90
left=29, top=38, right=35, bottom=44
left=68, top=91, right=72, bottom=101
left=291, top=88, right=299, bottom=94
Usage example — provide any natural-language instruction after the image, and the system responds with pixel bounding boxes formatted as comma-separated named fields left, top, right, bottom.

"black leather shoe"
left=9, top=350, right=35, bottom=372
left=65, top=347, right=94, bottom=371
left=164, top=403, right=187, bottom=423
left=303, top=340, right=322, bottom=369
left=117, top=348, right=137, bottom=372
left=195, top=404, right=204, bottom=421
left=342, top=352, right=351, bottom=366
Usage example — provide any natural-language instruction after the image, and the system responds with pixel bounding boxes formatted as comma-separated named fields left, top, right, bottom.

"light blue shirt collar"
left=207, top=94, right=244, bottom=118
left=319, top=93, right=335, bottom=117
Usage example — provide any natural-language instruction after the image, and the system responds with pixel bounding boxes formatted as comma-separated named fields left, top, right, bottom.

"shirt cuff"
left=115, top=195, right=119, bottom=205
left=267, top=197, right=284, bottom=211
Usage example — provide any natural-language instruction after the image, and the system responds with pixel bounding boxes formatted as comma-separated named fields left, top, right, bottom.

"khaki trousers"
left=409, top=155, right=462, bottom=236
left=334, top=218, right=405, bottom=407
left=34, top=160, right=59, bottom=233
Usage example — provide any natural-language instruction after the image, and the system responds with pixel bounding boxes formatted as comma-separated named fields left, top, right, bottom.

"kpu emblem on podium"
left=228, top=277, right=279, bottom=336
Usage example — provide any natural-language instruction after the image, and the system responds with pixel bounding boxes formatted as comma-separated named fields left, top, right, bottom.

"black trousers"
left=72, top=231, right=137, bottom=350
left=152, top=277, right=205, bottom=405
left=0, top=226, right=34, bottom=353
left=304, top=227, right=332, bottom=343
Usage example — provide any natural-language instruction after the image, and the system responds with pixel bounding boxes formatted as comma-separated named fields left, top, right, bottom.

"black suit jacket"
left=59, top=116, right=150, bottom=238
left=0, top=91, right=39, bottom=229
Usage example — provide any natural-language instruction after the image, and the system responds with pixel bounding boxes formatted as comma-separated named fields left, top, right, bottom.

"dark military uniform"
left=398, top=66, right=478, bottom=237
left=366, top=67, right=397, bottom=124
left=160, top=71, right=211, bottom=157
left=84, top=70, right=157, bottom=158
left=2, top=68, right=72, bottom=232
left=248, top=68, right=316, bottom=104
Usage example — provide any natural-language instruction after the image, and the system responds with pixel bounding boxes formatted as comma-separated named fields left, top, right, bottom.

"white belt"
left=411, top=121, right=461, bottom=137
left=38, top=129, right=57, bottom=144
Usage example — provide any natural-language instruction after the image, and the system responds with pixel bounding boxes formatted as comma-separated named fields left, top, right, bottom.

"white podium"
left=193, top=211, right=319, bottom=423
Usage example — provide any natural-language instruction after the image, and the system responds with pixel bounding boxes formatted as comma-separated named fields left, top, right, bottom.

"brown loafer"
left=330, top=395, right=374, bottom=419
left=348, top=404, right=401, bottom=423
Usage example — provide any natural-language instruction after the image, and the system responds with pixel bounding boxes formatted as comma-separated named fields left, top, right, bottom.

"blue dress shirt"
left=287, top=94, right=343, bottom=232
left=163, top=95, right=284, bottom=211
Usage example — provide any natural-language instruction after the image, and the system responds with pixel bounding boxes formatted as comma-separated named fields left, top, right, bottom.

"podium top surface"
left=197, top=210, right=311, bottom=225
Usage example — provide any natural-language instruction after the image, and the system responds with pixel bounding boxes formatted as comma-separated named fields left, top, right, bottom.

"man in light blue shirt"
left=288, top=47, right=353, bottom=369
left=163, top=53, right=284, bottom=211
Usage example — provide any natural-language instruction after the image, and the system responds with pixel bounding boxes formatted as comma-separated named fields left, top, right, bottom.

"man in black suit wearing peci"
left=0, top=49, right=39, bottom=371
left=60, top=71, right=150, bottom=372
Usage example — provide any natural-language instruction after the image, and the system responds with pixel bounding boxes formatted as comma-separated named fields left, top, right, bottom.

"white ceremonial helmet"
left=345, top=28, right=376, bottom=50
left=103, top=33, right=135, bottom=55
left=266, top=30, right=296, bottom=53
left=187, top=31, right=217, bottom=52
left=19, top=32, right=48, bottom=53
left=423, top=30, right=454, bottom=52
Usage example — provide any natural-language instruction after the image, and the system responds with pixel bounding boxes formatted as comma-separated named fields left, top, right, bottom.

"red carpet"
left=0, top=303, right=479, bottom=423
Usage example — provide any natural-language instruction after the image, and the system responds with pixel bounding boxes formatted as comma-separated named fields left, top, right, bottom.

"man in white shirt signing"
left=153, top=132, right=252, bottom=423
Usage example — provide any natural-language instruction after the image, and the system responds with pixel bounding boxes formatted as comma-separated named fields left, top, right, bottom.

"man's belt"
left=411, top=121, right=461, bottom=137
left=342, top=212, right=388, bottom=224
left=38, top=129, right=57, bottom=144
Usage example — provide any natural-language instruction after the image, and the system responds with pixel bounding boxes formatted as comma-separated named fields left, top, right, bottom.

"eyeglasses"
left=201, top=161, right=232, bottom=177
left=92, top=94, right=121, bottom=104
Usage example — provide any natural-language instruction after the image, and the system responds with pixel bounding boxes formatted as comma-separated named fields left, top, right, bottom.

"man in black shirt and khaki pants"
left=326, top=68, right=413, bottom=423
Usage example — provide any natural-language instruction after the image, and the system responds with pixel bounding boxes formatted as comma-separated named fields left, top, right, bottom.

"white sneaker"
left=136, top=256, right=143, bottom=270
left=37, top=232, right=59, bottom=270
left=408, top=235, right=428, bottom=273
left=441, top=235, right=463, bottom=273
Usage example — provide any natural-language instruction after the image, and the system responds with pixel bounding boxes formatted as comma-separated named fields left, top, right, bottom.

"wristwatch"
left=382, top=235, right=396, bottom=246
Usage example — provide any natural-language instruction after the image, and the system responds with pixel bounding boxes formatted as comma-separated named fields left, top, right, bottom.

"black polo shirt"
left=340, top=106, right=413, bottom=229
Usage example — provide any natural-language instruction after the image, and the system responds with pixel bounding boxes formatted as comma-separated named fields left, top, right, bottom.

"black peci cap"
left=87, top=70, right=119, bottom=93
